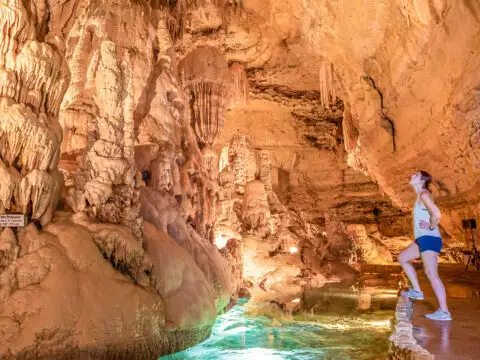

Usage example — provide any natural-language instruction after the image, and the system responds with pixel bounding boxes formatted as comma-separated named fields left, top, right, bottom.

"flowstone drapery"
left=178, top=45, right=233, bottom=147
left=0, top=0, right=69, bottom=225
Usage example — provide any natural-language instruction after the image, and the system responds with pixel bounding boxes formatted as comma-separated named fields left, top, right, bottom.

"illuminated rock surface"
left=0, top=0, right=479, bottom=358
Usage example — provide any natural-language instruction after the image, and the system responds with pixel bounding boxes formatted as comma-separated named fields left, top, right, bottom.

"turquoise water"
left=159, top=297, right=393, bottom=360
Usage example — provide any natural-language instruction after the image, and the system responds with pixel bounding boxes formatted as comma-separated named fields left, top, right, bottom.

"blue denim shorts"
left=415, top=235, right=442, bottom=254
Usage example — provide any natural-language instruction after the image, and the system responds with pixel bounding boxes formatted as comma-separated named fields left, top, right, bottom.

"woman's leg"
left=422, top=250, right=448, bottom=312
left=399, top=242, right=421, bottom=291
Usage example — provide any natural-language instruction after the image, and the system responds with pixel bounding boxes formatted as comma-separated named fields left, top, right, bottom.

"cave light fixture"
left=214, top=234, right=228, bottom=249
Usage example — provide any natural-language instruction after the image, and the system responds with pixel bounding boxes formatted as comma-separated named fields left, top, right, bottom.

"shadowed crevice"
left=362, top=73, right=397, bottom=153
left=133, top=59, right=169, bottom=135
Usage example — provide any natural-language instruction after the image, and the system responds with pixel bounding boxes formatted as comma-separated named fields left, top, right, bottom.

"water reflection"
left=436, top=321, right=452, bottom=353
left=414, top=320, right=451, bottom=353
left=160, top=281, right=398, bottom=360
left=302, top=282, right=398, bottom=315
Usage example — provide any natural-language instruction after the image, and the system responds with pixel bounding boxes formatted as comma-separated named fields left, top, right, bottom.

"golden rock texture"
left=0, top=0, right=70, bottom=225
left=0, top=0, right=479, bottom=358
left=178, top=45, right=232, bottom=146
left=0, top=1, right=237, bottom=358
left=0, top=213, right=215, bottom=359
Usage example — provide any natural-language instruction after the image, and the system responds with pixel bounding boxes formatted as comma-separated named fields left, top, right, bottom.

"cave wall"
left=298, top=0, right=480, bottom=240
left=58, top=0, right=238, bottom=318
left=179, top=0, right=480, bottom=245
left=1, top=0, right=478, bottom=358
left=0, top=1, right=240, bottom=358
left=216, top=85, right=413, bottom=249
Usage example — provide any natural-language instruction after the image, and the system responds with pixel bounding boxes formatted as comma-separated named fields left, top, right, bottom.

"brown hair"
left=419, top=170, right=433, bottom=191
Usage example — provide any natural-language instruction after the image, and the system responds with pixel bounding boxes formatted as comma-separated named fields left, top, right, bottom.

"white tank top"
left=413, top=191, right=441, bottom=239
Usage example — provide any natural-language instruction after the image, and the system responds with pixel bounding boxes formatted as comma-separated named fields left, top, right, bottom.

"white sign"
left=0, top=214, right=26, bottom=227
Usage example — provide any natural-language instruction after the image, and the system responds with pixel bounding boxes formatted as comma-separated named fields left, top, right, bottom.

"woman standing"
left=399, top=171, right=452, bottom=321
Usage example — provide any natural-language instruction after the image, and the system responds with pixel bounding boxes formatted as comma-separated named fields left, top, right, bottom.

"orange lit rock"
left=1, top=0, right=478, bottom=357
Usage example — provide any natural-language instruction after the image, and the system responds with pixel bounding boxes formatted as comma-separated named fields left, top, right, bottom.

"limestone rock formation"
left=1, top=1, right=240, bottom=358
left=346, top=224, right=393, bottom=264
left=0, top=212, right=220, bottom=358
left=1, top=0, right=478, bottom=358
left=173, top=0, right=480, bottom=247
left=242, top=180, right=271, bottom=238
left=216, top=95, right=406, bottom=264
left=0, top=228, right=18, bottom=271
left=0, top=0, right=70, bottom=225
left=63, top=35, right=142, bottom=238
left=298, top=0, right=480, bottom=239
left=143, top=221, right=217, bottom=328
left=140, top=187, right=234, bottom=313
left=178, top=45, right=233, bottom=146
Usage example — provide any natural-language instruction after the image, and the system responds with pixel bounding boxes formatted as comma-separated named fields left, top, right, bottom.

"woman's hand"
left=419, top=220, right=431, bottom=230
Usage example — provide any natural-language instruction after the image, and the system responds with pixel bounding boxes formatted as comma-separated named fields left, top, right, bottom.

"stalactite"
left=178, top=46, right=232, bottom=146
left=229, top=62, right=248, bottom=107
left=150, top=0, right=235, bottom=41
left=319, top=61, right=336, bottom=109
left=342, top=105, right=359, bottom=153
left=156, top=14, right=174, bottom=60
left=188, top=81, right=229, bottom=144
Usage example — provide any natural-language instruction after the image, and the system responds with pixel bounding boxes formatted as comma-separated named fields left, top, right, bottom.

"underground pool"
left=159, top=283, right=398, bottom=360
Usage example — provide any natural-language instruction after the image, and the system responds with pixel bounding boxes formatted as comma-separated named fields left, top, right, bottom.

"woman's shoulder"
left=419, top=189, right=434, bottom=203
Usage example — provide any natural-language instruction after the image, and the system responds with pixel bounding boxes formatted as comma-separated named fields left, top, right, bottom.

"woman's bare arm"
left=420, top=191, right=441, bottom=229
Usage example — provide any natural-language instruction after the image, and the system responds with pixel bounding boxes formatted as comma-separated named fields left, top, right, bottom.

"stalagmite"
left=66, top=41, right=143, bottom=239
left=259, top=150, right=272, bottom=197
left=228, top=133, right=256, bottom=193
left=242, top=180, right=271, bottom=238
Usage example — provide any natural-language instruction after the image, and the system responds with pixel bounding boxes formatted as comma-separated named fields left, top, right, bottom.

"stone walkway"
left=411, top=264, right=480, bottom=359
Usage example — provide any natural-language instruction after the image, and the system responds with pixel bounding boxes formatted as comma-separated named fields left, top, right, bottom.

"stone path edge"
left=387, top=295, right=434, bottom=360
